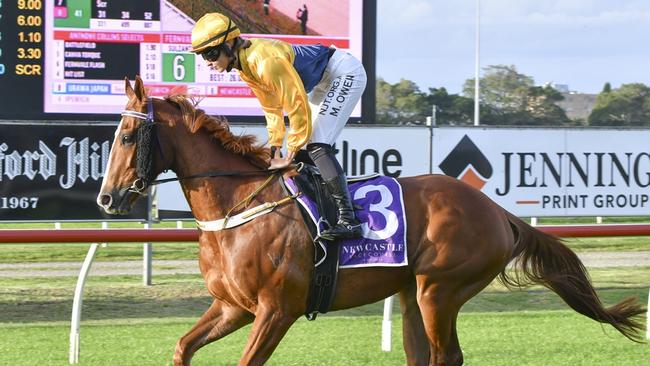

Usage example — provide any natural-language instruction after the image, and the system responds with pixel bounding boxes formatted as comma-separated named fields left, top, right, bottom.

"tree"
left=375, top=66, right=575, bottom=126
left=462, top=65, right=569, bottom=125
left=375, top=78, right=394, bottom=123
left=426, top=87, right=474, bottom=125
left=588, top=83, right=650, bottom=126
left=375, top=78, right=429, bottom=124
left=463, top=65, right=533, bottom=113
left=375, top=79, right=475, bottom=125
left=522, top=85, right=570, bottom=125
left=602, top=82, right=612, bottom=93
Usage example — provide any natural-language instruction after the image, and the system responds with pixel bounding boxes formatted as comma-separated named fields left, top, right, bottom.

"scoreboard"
left=0, top=0, right=374, bottom=121
left=0, top=0, right=46, bottom=119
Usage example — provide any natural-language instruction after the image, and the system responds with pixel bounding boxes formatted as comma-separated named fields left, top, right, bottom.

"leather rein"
left=121, top=98, right=286, bottom=194
left=121, top=99, right=299, bottom=229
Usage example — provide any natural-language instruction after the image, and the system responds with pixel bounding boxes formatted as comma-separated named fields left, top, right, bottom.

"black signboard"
left=0, top=122, right=147, bottom=221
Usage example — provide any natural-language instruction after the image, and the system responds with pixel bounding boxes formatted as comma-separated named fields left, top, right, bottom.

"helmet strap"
left=224, top=38, right=240, bottom=72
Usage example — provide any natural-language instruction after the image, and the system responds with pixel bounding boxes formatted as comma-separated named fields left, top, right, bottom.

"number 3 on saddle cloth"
left=284, top=166, right=408, bottom=268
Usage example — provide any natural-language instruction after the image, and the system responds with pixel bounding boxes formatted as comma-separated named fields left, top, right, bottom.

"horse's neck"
left=171, top=131, right=270, bottom=221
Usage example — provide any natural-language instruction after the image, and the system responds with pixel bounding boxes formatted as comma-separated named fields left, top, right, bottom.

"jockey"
left=190, top=13, right=367, bottom=240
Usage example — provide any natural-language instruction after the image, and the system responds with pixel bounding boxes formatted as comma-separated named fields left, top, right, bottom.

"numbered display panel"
left=0, top=0, right=47, bottom=119
left=0, top=0, right=371, bottom=120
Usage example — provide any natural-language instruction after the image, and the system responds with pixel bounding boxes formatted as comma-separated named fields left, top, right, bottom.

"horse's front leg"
left=237, top=303, right=299, bottom=366
left=173, top=299, right=253, bottom=366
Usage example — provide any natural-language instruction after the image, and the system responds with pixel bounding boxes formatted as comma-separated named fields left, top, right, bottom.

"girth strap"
left=281, top=164, right=341, bottom=321
left=196, top=192, right=300, bottom=231
left=197, top=172, right=300, bottom=231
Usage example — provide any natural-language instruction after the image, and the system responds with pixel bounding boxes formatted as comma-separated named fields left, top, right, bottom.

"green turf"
left=1, top=220, right=648, bottom=364
left=563, top=236, right=650, bottom=252
left=1, top=266, right=647, bottom=324
left=0, top=243, right=199, bottom=263
left=0, top=311, right=646, bottom=366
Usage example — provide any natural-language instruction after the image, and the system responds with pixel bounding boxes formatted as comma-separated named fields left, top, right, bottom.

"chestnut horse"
left=97, top=77, right=645, bottom=366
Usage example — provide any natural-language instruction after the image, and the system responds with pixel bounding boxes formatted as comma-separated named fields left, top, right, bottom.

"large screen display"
left=0, top=0, right=374, bottom=121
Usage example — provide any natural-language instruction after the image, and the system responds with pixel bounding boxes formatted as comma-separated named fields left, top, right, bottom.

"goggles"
left=201, top=46, right=222, bottom=62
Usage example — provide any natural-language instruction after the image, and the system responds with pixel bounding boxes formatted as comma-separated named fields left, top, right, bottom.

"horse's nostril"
left=100, top=194, right=112, bottom=207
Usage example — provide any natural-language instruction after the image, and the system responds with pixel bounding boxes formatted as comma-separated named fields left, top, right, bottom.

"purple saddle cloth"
left=284, top=175, right=408, bottom=268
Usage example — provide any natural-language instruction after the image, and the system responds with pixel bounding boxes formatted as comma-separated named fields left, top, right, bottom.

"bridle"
left=119, top=98, right=286, bottom=196
left=120, top=98, right=160, bottom=195
left=118, top=97, right=301, bottom=228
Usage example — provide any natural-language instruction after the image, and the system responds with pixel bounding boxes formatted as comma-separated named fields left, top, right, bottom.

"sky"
left=376, top=0, right=650, bottom=95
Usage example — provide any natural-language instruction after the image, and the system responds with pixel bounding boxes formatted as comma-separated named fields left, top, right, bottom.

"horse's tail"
left=500, top=211, right=646, bottom=342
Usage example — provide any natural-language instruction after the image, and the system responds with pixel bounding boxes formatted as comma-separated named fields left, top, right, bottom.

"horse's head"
left=98, top=76, right=272, bottom=215
left=97, top=76, right=166, bottom=214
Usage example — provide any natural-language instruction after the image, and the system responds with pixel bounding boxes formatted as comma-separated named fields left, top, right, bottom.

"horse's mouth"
left=97, top=187, right=140, bottom=215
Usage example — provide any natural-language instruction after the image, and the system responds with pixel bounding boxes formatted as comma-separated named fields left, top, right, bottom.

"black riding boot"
left=307, top=143, right=362, bottom=240
left=321, top=174, right=362, bottom=239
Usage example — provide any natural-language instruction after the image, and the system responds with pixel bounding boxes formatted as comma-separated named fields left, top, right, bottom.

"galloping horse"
left=98, top=77, right=645, bottom=366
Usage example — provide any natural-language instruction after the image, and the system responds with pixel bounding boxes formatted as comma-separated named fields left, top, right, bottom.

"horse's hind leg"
left=416, top=280, right=464, bottom=366
left=399, top=280, right=430, bottom=366
left=173, top=299, right=253, bottom=366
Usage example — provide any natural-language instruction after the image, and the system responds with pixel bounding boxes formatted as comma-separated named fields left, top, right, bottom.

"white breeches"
left=308, top=50, right=367, bottom=145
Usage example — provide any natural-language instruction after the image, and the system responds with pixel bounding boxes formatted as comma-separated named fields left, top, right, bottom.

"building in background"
left=557, top=93, right=597, bottom=121
left=547, top=83, right=597, bottom=122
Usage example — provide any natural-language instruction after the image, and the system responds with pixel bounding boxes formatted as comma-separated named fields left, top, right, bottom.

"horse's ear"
left=133, top=75, right=146, bottom=102
left=125, top=77, right=136, bottom=100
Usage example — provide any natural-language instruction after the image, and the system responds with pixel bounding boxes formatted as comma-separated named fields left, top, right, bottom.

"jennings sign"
left=433, top=127, right=650, bottom=216
left=0, top=123, right=147, bottom=221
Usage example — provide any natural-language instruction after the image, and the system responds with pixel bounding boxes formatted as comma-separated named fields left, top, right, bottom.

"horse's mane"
left=163, top=94, right=270, bottom=168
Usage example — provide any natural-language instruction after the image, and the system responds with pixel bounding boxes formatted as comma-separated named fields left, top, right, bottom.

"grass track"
left=1, top=268, right=647, bottom=323
left=1, top=312, right=647, bottom=366
left=0, top=270, right=647, bottom=365
left=1, top=220, right=648, bottom=364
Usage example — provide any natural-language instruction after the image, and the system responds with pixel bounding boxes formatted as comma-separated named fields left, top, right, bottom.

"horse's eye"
left=121, top=134, right=134, bottom=145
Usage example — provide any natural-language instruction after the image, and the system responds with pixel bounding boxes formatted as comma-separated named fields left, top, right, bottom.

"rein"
left=121, top=98, right=287, bottom=194
left=121, top=99, right=301, bottom=230
left=149, top=168, right=283, bottom=186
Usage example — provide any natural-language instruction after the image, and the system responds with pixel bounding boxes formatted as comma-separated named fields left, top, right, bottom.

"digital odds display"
left=0, top=0, right=369, bottom=121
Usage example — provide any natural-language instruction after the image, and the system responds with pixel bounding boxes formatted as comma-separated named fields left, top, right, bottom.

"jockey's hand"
left=269, top=149, right=296, bottom=170
left=271, top=146, right=282, bottom=159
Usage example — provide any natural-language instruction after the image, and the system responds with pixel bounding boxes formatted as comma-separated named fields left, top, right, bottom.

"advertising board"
left=433, top=127, right=650, bottom=216
left=0, top=123, right=147, bottom=221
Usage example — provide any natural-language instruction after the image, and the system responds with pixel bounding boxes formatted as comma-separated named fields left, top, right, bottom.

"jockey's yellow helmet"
left=191, top=13, right=240, bottom=53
